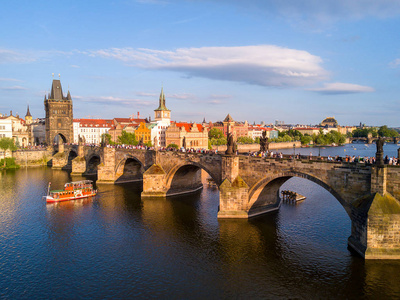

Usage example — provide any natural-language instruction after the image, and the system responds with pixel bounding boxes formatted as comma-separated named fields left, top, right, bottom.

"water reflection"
left=0, top=168, right=399, bottom=298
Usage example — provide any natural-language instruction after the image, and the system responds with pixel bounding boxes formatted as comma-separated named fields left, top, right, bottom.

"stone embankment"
left=13, top=149, right=53, bottom=167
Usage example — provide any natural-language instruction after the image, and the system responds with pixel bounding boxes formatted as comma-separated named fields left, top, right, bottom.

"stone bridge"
left=349, top=136, right=399, bottom=144
left=52, top=143, right=400, bottom=259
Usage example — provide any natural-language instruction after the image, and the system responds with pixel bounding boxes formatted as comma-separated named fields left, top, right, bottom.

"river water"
left=1, top=144, right=400, bottom=299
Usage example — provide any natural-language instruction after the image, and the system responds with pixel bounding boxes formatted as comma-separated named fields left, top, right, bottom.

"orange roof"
left=293, top=127, right=319, bottom=130
left=74, top=119, right=113, bottom=127
left=175, top=122, right=204, bottom=132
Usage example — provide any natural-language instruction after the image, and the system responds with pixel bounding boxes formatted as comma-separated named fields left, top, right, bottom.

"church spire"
left=25, top=105, right=31, bottom=117
left=155, top=87, right=169, bottom=111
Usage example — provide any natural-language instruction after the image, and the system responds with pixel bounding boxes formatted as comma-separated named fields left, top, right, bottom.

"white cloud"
left=75, top=95, right=153, bottom=106
left=0, top=77, right=22, bottom=82
left=389, top=58, right=400, bottom=68
left=0, top=85, right=27, bottom=91
left=217, top=0, right=400, bottom=21
left=168, top=93, right=195, bottom=100
left=309, top=82, right=375, bottom=95
left=136, top=92, right=158, bottom=97
left=90, top=45, right=329, bottom=87
left=0, top=48, right=36, bottom=64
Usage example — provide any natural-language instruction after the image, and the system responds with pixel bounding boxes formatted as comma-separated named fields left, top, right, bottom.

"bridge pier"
left=52, top=143, right=67, bottom=169
left=141, top=164, right=168, bottom=198
left=97, top=147, right=118, bottom=184
left=71, top=142, right=86, bottom=176
left=218, top=176, right=250, bottom=218
left=348, top=165, right=400, bottom=259
left=218, top=155, right=250, bottom=218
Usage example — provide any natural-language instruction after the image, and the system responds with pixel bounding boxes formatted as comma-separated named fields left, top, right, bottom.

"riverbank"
left=12, top=149, right=53, bottom=167
left=0, top=157, right=20, bottom=170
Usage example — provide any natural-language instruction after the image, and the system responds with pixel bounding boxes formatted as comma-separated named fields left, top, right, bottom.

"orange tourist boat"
left=44, top=180, right=97, bottom=203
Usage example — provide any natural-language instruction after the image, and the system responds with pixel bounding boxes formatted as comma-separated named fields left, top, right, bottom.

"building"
left=30, top=118, right=46, bottom=145
left=248, top=126, right=278, bottom=140
left=0, top=115, right=13, bottom=139
left=44, top=79, right=73, bottom=145
left=73, top=119, right=113, bottom=145
left=108, top=113, right=149, bottom=143
left=165, top=122, right=208, bottom=149
left=321, top=117, right=338, bottom=128
left=293, top=127, right=321, bottom=136
left=210, top=114, right=249, bottom=138
left=151, top=88, right=171, bottom=147
left=135, top=122, right=152, bottom=144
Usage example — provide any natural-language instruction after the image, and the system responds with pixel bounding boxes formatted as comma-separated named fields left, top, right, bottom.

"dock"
left=281, top=190, right=306, bottom=203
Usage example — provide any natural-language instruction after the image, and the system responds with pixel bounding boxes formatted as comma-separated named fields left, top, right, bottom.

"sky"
left=1, top=0, right=400, bottom=126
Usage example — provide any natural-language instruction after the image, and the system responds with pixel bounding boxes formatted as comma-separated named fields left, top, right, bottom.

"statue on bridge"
left=139, top=137, right=144, bottom=147
left=376, top=137, right=385, bottom=165
left=225, top=126, right=235, bottom=155
left=397, top=147, right=400, bottom=160
left=259, top=131, right=269, bottom=153
left=182, top=136, right=186, bottom=149
left=100, top=134, right=108, bottom=147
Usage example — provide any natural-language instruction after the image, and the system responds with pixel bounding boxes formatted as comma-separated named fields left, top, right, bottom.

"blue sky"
left=1, top=0, right=400, bottom=126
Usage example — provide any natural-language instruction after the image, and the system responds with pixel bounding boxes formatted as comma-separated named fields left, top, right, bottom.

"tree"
left=0, top=137, right=17, bottom=167
left=167, top=143, right=179, bottom=149
left=208, top=128, right=224, bottom=139
left=117, top=131, right=138, bottom=145
left=101, top=133, right=113, bottom=145
left=237, top=136, right=254, bottom=144
left=378, top=125, right=399, bottom=138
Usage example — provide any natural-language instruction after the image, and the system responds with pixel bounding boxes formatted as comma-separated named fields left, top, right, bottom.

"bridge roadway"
left=51, top=143, right=400, bottom=259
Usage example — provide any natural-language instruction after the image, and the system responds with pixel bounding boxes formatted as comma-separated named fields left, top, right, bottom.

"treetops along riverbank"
left=209, top=127, right=347, bottom=146
left=0, top=137, right=19, bottom=169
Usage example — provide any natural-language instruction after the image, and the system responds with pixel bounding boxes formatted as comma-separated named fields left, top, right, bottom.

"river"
left=0, top=144, right=400, bottom=299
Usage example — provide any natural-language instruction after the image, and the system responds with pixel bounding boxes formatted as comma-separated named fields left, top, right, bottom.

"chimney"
left=10, top=110, right=12, bottom=116
left=137, top=111, right=140, bottom=119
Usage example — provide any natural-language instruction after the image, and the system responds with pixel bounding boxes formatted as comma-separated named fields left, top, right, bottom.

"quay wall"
left=13, top=150, right=53, bottom=167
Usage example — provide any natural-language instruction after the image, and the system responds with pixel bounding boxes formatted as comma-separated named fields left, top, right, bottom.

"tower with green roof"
left=154, top=87, right=171, bottom=122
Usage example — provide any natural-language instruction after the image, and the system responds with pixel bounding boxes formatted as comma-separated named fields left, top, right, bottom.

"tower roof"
left=49, top=79, right=69, bottom=101
left=25, top=105, right=31, bottom=117
left=223, top=114, right=234, bottom=122
left=155, top=87, right=170, bottom=111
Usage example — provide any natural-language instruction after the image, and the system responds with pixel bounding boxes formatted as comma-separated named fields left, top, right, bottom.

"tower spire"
left=26, top=105, right=31, bottom=117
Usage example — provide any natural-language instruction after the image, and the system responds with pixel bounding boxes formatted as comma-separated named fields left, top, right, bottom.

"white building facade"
left=151, top=88, right=171, bottom=148
left=73, top=119, right=113, bottom=145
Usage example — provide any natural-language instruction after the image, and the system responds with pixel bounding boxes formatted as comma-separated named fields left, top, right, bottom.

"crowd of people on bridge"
left=54, top=143, right=400, bottom=165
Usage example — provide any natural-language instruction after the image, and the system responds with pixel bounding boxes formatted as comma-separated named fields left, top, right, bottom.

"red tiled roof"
left=74, top=119, right=113, bottom=127
left=175, top=122, right=204, bottom=132
left=293, top=127, right=319, bottom=130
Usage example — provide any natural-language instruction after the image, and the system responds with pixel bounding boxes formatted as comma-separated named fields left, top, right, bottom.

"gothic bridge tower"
left=44, top=79, right=73, bottom=145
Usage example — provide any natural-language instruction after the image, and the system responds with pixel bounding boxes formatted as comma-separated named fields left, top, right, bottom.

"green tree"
left=300, top=135, right=312, bottom=145
left=167, top=143, right=179, bottom=149
left=101, top=133, right=114, bottom=145
left=237, top=136, right=254, bottom=144
left=0, top=137, right=17, bottom=167
left=378, top=125, right=399, bottom=138
left=208, top=128, right=224, bottom=139
left=117, top=131, right=138, bottom=145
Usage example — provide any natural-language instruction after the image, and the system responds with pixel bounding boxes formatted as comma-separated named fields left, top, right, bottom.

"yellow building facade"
left=135, top=122, right=151, bottom=144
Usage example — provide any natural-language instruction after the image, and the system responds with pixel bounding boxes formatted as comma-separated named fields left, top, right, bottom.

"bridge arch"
left=248, top=171, right=351, bottom=217
left=64, top=149, right=78, bottom=170
left=53, top=133, right=67, bottom=144
left=114, top=155, right=145, bottom=183
left=165, top=162, right=220, bottom=196
left=86, top=154, right=101, bottom=175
